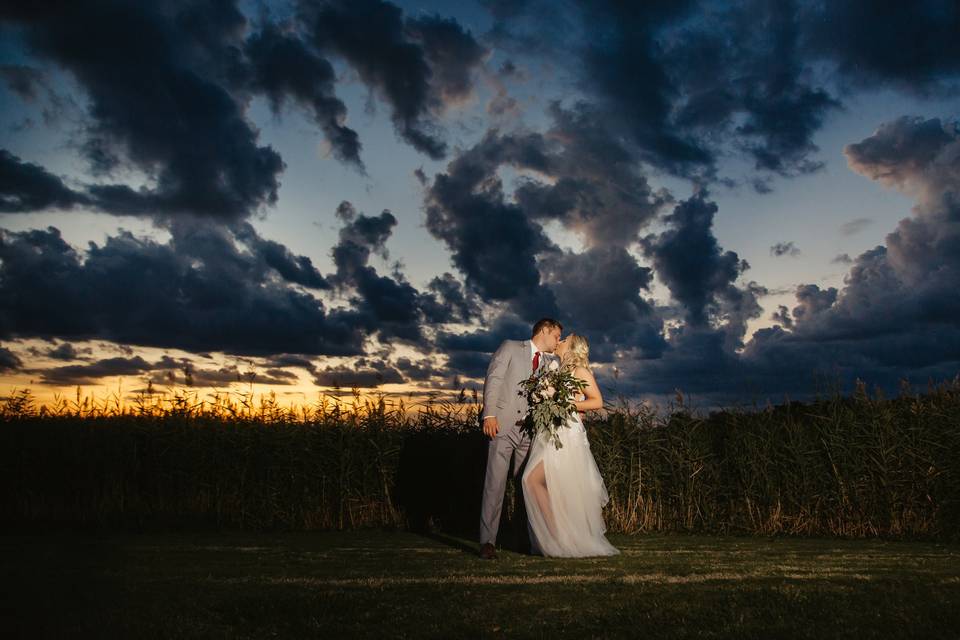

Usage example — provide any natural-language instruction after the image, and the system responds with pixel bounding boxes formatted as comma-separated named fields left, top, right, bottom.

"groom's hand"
left=482, top=416, right=499, bottom=438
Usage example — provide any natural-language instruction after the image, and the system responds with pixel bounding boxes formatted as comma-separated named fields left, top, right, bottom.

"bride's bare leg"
left=523, top=461, right=557, bottom=538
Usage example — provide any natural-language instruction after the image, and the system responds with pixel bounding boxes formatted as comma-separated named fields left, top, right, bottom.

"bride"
left=521, top=333, right=620, bottom=557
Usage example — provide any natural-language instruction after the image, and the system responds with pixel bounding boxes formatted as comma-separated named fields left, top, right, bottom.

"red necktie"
left=532, top=351, right=540, bottom=372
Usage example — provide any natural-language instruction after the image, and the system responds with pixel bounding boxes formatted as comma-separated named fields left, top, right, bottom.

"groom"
left=478, top=317, right=563, bottom=560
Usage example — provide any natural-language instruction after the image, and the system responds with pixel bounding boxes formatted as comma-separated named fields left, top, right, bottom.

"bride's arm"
left=572, top=366, right=602, bottom=412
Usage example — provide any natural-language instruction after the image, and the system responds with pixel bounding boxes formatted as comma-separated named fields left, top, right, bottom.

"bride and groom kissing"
left=478, top=318, right=620, bottom=559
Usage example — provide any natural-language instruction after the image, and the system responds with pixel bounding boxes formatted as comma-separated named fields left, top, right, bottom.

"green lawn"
left=3, top=530, right=959, bottom=639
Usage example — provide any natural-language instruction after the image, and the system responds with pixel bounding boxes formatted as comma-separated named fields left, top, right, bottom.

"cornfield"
left=1, top=376, right=958, bottom=540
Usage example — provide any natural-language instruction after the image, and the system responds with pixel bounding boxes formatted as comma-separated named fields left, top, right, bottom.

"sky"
left=1, top=0, right=959, bottom=412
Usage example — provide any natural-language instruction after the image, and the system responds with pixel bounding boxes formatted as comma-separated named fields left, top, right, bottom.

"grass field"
left=3, top=530, right=959, bottom=639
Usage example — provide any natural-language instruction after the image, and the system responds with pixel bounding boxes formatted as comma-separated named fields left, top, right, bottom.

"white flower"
left=548, top=359, right=559, bottom=371
left=545, top=385, right=555, bottom=397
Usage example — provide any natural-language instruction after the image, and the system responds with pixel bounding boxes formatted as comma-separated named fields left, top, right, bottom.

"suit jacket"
left=481, top=339, right=559, bottom=431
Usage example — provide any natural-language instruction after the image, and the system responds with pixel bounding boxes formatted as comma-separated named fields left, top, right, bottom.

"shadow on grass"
left=396, top=427, right=534, bottom=557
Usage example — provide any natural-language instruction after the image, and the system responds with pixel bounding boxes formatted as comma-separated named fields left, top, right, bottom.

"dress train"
left=521, top=407, right=620, bottom=557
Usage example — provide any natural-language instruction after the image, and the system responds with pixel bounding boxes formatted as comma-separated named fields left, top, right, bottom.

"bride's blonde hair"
left=560, top=333, right=590, bottom=370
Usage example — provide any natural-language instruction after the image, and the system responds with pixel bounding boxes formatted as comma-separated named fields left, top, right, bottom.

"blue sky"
left=1, top=0, right=958, bottom=410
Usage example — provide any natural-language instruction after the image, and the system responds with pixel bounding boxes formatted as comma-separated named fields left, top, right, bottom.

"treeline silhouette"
left=1, top=377, right=958, bottom=541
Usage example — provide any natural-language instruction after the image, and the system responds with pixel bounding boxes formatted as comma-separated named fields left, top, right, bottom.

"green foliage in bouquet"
left=517, top=362, right=588, bottom=449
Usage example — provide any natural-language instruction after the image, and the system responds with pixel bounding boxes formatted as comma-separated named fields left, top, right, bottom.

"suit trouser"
left=479, top=424, right=531, bottom=545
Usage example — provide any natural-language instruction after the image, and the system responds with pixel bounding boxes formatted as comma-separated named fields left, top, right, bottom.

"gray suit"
left=479, top=338, right=558, bottom=546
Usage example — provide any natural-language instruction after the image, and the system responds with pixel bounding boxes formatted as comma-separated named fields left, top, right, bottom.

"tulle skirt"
left=521, top=412, right=620, bottom=557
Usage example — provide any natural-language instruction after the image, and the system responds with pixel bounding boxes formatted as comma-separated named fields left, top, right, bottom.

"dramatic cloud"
left=32, top=352, right=300, bottom=387
left=37, top=355, right=154, bottom=385
left=45, top=342, right=89, bottom=361
left=800, top=0, right=960, bottom=96
left=423, top=99, right=671, bottom=337
left=618, top=116, right=960, bottom=405
left=312, top=359, right=404, bottom=388
left=515, top=102, right=670, bottom=247
left=261, top=354, right=318, bottom=374
left=243, top=24, right=362, bottom=167
left=300, top=0, right=487, bottom=159
left=423, top=129, right=557, bottom=308
left=641, top=192, right=750, bottom=328
left=1, top=1, right=287, bottom=221
left=538, top=246, right=666, bottom=362
left=233, top=221, right=329, bottom=290
left=329, top=201, right=446, bottom=346
left=574, top=1, right=714, bottom=179
left=0, top=149, right=90, bottom=212
left=423, top=102, right=680, bottom=375
left=394, top=356, right=443, bottom=382
left=0, top=344, right=22, bottom=372
left=421, top=272, right=482, bottom=324
left=484, top=0, right=847, bottom=186
left=0, top=223, right=367, bottom=356
left=789, top=284, right=838, bottom=324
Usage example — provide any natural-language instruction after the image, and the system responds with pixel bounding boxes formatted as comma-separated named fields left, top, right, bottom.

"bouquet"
left=517, top=359, right=587, bottom=449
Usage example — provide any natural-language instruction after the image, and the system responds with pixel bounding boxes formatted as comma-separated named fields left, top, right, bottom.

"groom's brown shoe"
left=479, top=543, right=497, bottom=560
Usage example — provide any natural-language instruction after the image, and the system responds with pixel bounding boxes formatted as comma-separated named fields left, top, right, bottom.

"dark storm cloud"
left=799, top=0, right=960, bottom=97
left=640, top=192, right=749, bottom=328
left=1, top=1, right=286, bottom=221
left=423, top=105, right=672, bottom=368
left=771, top=304, right=793, bottom=329
left=425, top=104, right=666, bottom=334
left=640, top=0, right=840, bottom=179
left=233, top=221, right=329, bottom=290
left=326, top=201, right=479, bottom=346
left=38, top=355, right=154, bottom=385
left=312, top=361, right=404, bottom=388
left=300, top=0, right=487, bottom=159
left=484, top=0, right=845, bottom=185
left=395, top=356, right=442, bottom=382
left=0, top=224, right=366, bottom=356
left=243, top=24, right=362, bottom=167
left=405, top=14, right=487, bottom=104
left=538, top=246, right=666, bottom=362
left=172, top=361, right=300, bottom=387
left=0, top=149, right=90, bottom=212
left=573, top=0, right=715, bottom=179
left=790, top=284, right=838, bottom=324
left=515, top=102, right=670, bottom=248
left=46, top=342, right=86, bottom=361
left=844, top=116, right=957, bottom=188
left=263, top=354, right=317, bottom=373
left=328, top=202, right=428, bottom=345
left=0, top=344, right=22, bottom=371
left=421, top=272, right=482, bottom=324
left=613, top=116, right=960, bottom=406
left=770, top=241, right=800, bottom=257
left=423, top=129, right=557, bottom=307
left=436, top=315, right=531, bottom=355
left=33, top=351, right=300, bottom=386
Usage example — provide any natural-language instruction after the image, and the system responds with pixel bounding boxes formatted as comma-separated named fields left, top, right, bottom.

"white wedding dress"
left=521, top=393, right=620, bottom=557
